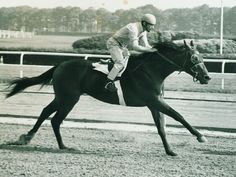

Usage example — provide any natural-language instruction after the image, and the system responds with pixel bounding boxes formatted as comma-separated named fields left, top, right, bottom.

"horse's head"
left=152, top=40, right=211, bottom=84
left=131, top=40, right=211, bottom=84
left=182, top=40, right=211, bottom=84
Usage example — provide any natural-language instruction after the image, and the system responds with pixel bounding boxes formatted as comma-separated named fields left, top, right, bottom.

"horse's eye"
left=191, top=55, right=199, bottom=63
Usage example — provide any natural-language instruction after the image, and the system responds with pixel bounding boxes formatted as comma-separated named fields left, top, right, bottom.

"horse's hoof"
left=166, top=151, right=178, bottom=156
left=19, top=134, right=32, bottom=144
left=197, top=136, right=208, bottom=143
left=60, top=146, right=75, bottom=151
left=6, top=141, right=24, bottom=145
left=7, top=134, right=31, bottom=145
left=66, top=147, right=76, bottom=151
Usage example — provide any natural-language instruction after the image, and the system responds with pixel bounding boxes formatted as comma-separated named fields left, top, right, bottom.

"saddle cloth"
left=92, top=58, right=128, bottom=77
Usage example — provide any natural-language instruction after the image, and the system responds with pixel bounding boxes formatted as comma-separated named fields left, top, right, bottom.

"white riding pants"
left=106, top=37, right=129, bottom=80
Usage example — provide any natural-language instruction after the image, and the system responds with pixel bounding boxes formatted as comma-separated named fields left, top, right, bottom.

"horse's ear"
left=190, top=40, right=197, bottom=50
left=190, top=40, right=194, bottom=47
left=184, top=40, right=187, bottom=46
left=183, top=40, right=190, bottom=49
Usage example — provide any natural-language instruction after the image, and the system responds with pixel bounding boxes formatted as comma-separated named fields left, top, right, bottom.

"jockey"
left=105, top=13, right=158, bottom=92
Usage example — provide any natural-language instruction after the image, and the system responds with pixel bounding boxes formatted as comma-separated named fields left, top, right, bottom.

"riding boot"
left=105, top=67, right=120, bottom=92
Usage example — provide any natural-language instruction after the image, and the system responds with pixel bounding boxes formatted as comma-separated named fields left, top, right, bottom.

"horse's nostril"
left=204, top=75, right=211, bottom=80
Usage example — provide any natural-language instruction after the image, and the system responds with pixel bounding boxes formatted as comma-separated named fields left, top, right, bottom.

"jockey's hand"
left=149, top=48, right=158, bottom=53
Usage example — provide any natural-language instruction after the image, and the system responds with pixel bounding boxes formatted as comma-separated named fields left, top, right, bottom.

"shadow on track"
left=198, top=148, right=236, bottom=156
left=0, top=143, right=101, bottom=155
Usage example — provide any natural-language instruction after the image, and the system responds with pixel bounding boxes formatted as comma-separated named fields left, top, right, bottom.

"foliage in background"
left=0, top=5, right=236, bottom=35
left=72, top=31, right=236, bottom=56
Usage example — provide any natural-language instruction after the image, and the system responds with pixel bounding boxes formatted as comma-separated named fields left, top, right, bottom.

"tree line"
left=0, top=4, right=235, bottom=35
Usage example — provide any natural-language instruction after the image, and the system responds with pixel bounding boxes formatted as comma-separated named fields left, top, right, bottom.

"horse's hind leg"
left=13, top=99, right=57, bottom=145
left=51, top=97, right=79, bottom=150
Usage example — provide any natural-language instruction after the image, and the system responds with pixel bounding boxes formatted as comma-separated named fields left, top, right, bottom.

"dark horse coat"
left=6, top=41, right=211, bottom=156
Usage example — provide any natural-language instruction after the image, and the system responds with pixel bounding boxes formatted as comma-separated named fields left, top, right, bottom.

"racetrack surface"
left=0, top=82, right=236, bottom=177
left=0, top=124, right=235, bottom=177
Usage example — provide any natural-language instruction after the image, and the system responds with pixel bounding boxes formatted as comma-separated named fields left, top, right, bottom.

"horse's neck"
left=148, top=59, right=175, bottom=80
left=158, top=48, right=185, bottom=76
left=127, top=51, right=180, bottom=79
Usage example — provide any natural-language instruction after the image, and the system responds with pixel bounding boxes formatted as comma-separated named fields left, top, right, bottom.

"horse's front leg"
left=149, top=96, right=207, bottom=143
left=149, top=107, right=177, bottom=156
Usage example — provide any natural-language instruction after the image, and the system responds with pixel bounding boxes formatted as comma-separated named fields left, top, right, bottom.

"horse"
left=6, top=40, right=211, bottom=156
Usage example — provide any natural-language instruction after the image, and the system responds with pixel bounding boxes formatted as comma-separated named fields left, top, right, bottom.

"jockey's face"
left=142, top=21, right=155, bottom=32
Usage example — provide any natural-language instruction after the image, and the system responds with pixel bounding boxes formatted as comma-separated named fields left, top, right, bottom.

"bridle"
left=156, top=50, right=203, bottom=82
left=132, top=48, right=202, bottom=82
left=131, top=45, right=204, bottom=82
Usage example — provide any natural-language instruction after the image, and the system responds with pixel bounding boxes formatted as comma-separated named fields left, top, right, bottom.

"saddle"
left=98, top=59, right=114, bottom=71
left=92, top=59, right=124, bottom=77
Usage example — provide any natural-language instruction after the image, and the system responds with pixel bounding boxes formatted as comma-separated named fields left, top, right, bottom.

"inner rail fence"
left=0, top=51, right=236, bottom=90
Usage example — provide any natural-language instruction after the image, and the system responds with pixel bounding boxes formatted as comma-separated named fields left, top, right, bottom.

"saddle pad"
left=92, top=62, right=123, bottom=77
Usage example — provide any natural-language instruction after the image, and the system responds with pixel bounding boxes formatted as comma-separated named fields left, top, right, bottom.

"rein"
left=132, top=51, right=187, bottom=72
left=131, top=52, right=155, bottom=72
left=156, top=51, right=186, bottom=71
left=131, top=50, right=200, bottom=82
left=156, top=51, right=201, bottom=82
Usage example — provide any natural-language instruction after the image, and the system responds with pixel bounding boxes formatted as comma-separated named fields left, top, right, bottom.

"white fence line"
left=0, top=51, right=111, bottom=78
left=203, top=59, right=236, bottom=74
left=0, top=30, right=34, bottom=39
left=203, top=59, right=236, bottom=89
left=0, top=51, right=236, bottom=89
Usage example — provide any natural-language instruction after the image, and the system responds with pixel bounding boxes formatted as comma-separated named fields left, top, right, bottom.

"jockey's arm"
left=129, top=50, right=142, bottom=56
left=128, top=25, right=157, bottom=53
left=139, top=33, right=152, bottom=48
left=131, top=40, right=157, bottom=53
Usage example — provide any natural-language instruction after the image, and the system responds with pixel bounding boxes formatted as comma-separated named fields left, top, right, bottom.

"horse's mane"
left=153, top=41, right=184, bottom=52
left=130, top=41, right=184, bottom=60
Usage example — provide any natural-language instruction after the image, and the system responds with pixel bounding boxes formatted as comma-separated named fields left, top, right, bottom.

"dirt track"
left=0, top=123, right=235, bottom=177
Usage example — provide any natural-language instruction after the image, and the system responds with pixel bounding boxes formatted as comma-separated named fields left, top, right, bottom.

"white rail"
left=0, top=51, right=111, bottom=77
left=203, top=59, right=236, bottom=74
left=0, top=51, right=236, bottom=89
left=0, top=30, right=34, bottom=39
left=203, top=59, right=236, bottom=89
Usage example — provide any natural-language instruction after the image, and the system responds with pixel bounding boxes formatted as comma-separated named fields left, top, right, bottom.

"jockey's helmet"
left=141, top=14, right=156, bottom=25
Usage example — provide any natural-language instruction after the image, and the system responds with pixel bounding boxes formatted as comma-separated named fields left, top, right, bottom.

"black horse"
left=6, top=40, right=211, bottom=156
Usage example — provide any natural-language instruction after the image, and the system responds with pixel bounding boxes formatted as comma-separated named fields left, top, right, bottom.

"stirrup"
left=105, top=81, right=117, bottom=92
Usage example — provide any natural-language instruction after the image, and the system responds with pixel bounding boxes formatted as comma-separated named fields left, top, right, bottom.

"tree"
left=79, top=7, right=97, bottom=32
left=96, top=8, right=111, bottom=32
left=67, top=7, right=82, bottom=32
left=0, top=5, right=235, bottom=36
left=224, top=6, right=236, bottom=35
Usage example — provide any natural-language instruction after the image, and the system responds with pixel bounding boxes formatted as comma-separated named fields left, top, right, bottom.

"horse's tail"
left=6, top=66, right=57, bottom=98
